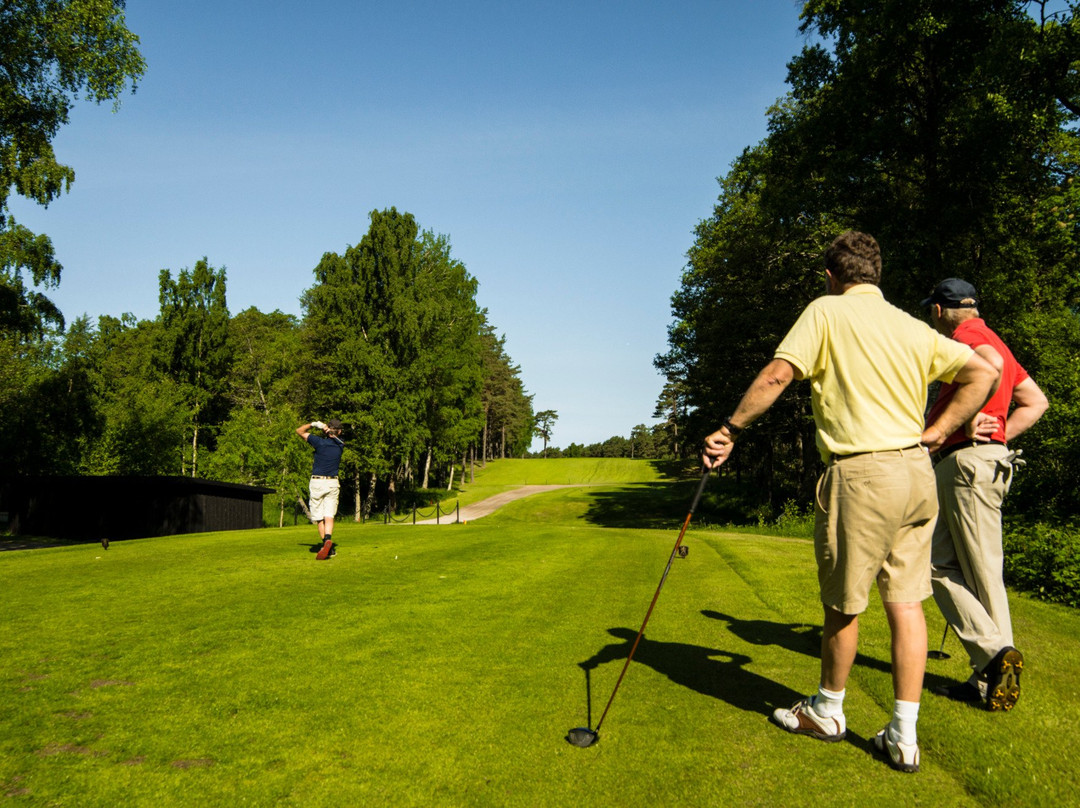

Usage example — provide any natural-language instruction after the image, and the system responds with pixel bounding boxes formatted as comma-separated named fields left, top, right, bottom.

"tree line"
left=656, top=1, right=1080, bottom=521
left=0, top=208, right=535, bottom=522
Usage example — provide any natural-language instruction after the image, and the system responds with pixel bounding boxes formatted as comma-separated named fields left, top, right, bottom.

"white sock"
left=813, top=685, right=845, bottom=718
left=891, top=700, right=920, bottom=745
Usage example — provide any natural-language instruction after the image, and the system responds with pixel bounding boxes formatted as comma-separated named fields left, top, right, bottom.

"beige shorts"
left=309, top=477, right=340, bottom=521
left=814, top=446, right=937, bottom=614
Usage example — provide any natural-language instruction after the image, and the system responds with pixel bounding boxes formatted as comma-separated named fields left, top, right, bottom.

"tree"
left=659, top=1, right=1080, bottom=516
left=479, top=319, right=534, bottom=462
left=302, top=208, right=488, bottom=514
left=156, top=259, right=231, bottom=477
left=0, top=0, right=146, bottom=336
left=204, top=307, right=309, bottom=524
left=533, top=410, right=558, bottom=458
left=410, top=231, right=484, bottom=489
left=75, top=313, right=188, bottom=477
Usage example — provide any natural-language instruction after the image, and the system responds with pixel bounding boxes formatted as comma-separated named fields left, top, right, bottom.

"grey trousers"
left=930, top=443, right=1015, bottom=674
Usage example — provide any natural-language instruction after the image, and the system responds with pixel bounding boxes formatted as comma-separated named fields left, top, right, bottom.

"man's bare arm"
left=922, top=352, right=999, bottom=452
left=702, top=358, right=800, bottom=469
left=1006, top=377, right=1048, bottom=441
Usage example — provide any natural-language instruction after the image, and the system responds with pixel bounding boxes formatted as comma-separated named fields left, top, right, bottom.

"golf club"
left=567, top=468, right=711, bottom=748
left=927, top=623, right=952, bottom=660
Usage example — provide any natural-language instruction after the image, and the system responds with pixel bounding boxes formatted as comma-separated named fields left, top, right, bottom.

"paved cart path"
left=414, top=484, right=586, bottom=524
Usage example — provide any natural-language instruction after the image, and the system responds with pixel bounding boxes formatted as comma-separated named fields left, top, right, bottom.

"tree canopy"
left=1, top=0, right=145, bottom=336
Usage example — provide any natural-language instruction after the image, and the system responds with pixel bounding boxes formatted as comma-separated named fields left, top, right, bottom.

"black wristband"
left=722, top=418, right=743, bottom=436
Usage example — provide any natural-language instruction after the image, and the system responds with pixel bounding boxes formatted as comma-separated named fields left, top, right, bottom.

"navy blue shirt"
left=307, top=434, right=344, bottom=476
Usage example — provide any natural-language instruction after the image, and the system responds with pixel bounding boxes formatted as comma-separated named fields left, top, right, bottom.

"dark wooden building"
left=0, top=476, right=273, bottom=541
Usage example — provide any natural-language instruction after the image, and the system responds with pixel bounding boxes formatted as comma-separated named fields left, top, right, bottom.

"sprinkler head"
left=566, top=727, right=598, bottom=747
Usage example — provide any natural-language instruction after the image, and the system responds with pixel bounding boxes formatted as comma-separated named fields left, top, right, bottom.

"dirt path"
left=414, top=485, right=585, bottom=524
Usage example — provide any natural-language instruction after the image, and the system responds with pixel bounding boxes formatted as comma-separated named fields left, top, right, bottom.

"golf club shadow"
left=579, top=627, right=802, bottom=719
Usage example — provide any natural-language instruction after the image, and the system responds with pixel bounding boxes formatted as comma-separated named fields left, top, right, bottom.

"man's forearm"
left=703, top=359, right=797, bottom=469
left=922, top=355, right=997, bottom=451
left=728, top=359, right=798, bottom=429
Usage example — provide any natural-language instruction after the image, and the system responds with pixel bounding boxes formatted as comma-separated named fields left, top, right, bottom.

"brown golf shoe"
left=316, top=539, right=333, bottom=560
left=985, top=646, right=1023, bottom=712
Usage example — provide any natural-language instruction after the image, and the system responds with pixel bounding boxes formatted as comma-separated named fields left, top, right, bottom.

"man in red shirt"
left=923, top=278, right=1048, bottom=711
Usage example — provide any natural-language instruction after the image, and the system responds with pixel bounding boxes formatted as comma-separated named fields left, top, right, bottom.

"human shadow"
left=578, top=627, right=887, bottom=755
left=701, top=610, right=821, bottom=656
left=700, top=610, right=959, bottom=698
left=578, top=627, right=802, bottom=720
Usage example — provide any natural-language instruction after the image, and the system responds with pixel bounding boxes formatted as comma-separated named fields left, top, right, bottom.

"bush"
left=1003, top=519, right=1080, bottom=608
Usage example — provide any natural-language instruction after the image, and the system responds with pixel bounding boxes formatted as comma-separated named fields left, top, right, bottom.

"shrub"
left=1003, top=519, right=1080, bottom=608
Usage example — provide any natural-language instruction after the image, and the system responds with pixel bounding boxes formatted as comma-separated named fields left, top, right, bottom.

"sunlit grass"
left=1, top=460, right=1076, bottom=805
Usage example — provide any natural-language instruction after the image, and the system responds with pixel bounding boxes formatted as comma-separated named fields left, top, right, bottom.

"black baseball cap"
left=921, top=278, right=979, bottom=308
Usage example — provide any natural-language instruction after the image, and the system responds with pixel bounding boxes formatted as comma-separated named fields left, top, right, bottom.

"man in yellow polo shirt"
left=702, top=231, right=997, bottom=773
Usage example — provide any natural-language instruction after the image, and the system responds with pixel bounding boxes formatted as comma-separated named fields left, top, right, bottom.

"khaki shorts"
left=814, top=446, right=937, bottom=614
left=309, top=477, right=340, bottom=521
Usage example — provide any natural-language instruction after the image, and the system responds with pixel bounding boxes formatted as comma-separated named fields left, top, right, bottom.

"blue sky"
left=13, top=1, right=809, bottom=449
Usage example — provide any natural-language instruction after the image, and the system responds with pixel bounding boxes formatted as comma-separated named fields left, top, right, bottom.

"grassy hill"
left=1, top=458, right=1076, bottom=805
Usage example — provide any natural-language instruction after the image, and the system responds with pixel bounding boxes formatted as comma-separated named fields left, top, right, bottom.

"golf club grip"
left=593, top=469, right=711, bottom=733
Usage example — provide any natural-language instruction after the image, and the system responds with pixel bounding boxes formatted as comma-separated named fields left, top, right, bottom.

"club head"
left=566, top=727, right=598, bottom=747
left=676, top=545, right=688, bottom=558
left=927, top=650, right=951, bottom=660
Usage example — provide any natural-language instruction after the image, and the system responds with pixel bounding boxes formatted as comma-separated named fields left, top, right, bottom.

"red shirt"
left=926, top=318, right=1028, bottom=451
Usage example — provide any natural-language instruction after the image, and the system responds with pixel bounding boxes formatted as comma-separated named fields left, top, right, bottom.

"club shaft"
left=593, top=469, right=710, bottom=733
left=938, top=623, right=950, bottom=652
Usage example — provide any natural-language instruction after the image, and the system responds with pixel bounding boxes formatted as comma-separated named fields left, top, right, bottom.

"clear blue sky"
left=13, top=0, right=809, bottom=450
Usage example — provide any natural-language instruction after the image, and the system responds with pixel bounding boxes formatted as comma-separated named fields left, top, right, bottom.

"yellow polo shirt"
left=774, top=284, right=973, bottom=462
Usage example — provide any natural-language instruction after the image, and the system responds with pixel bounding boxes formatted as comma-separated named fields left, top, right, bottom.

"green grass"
left=1, top=459, right=1078, bottom=805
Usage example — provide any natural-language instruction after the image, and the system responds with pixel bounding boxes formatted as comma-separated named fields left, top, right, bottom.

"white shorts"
left=309, top=477, right=340, bottom=521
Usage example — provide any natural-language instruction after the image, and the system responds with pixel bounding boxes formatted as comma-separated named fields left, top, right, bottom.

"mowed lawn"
left=1, top=459, right=1079, bottom=806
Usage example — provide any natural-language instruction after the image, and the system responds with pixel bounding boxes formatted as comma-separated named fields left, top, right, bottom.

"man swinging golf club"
left=297, top=418, right=345, bottom=560
left=702, top=232, right=997, bottom=773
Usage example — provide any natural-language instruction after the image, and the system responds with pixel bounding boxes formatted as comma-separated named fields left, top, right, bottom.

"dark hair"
left=824, top=231, right=881, bottom=286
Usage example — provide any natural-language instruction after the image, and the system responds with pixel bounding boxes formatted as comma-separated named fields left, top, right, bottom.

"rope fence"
left=382, top=500, right=460, bottom=525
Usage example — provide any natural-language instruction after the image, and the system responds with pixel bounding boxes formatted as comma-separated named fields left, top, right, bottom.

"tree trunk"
left=446, top=461, right=455, bottom=491
left=296, top=495, right=312, bottom=520
left=422, top=447, right=432, bottom=489
left=500, top=425, right=506, bottom=459
left=388, top=476, right=397, bottom=513
left=191, top=422, right=199, bottom=478
left=481, top=411, right=489, bottom=467
left=364, top=472, right=377, bottom=517
left=354, top=468, right=362, bottom=522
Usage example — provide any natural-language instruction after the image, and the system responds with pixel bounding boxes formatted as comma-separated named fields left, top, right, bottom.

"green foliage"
left=156, top=259, right=232, bottom=477
left=479, top=319, right=534, bottom=460
left=0, top=0, right=145, bottom=335
left=301, top=209, right=497, bottom=509
left=1003, top=518, right=1080, bottom=607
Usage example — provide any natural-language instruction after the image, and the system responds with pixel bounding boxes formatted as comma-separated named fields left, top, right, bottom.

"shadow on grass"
left=581, top=469, right=767, bottom=530
left=576, top=612, right=957, bottom=757
left=579, top=627, right=802, bottom=719
left=700, top=608, right=955, bottom=694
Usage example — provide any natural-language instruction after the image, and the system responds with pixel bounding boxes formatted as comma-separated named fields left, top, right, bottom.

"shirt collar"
left=841, top=283, right=884, bottom=298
